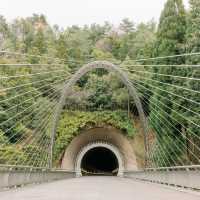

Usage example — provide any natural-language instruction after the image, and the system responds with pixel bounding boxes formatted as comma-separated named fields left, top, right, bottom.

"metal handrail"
left=124, top=165, right=200, bottom=173
left=0, top=164, right=74, bottom=172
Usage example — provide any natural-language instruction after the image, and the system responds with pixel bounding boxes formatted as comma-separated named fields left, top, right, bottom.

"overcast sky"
left=0, top=0, right=189, bottom=28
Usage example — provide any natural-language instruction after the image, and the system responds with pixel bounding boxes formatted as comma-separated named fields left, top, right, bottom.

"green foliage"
left=0, top=130, right=8, bottom=144
left=155, top=0, right=186, bottom=62
left=22, top=145, right=48, bottom=166
left=151, top=135, right=186, bottom=167
left=186, top=0, right=200, bottom=62
left=0, top=146, right=27, bottom=165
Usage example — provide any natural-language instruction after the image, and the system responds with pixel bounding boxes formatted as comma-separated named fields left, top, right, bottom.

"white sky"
left=0, top=0, right=189, bottom=28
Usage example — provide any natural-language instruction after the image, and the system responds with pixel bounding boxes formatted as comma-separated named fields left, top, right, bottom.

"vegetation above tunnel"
left=53, top=111, right=136, bottom=165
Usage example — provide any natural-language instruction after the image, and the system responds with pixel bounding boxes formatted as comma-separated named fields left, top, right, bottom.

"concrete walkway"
left=0, top=177, right=200, bottom=200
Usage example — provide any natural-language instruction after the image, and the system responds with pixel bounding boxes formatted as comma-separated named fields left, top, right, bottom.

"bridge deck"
left=0, top=177, right=199, bottom=200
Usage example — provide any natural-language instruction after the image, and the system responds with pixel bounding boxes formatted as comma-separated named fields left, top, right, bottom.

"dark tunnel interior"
left=81, top=147, right=119, bottom=176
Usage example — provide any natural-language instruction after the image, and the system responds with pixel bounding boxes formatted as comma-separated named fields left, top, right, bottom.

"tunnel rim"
left=75, top=142, right=124, bottom=177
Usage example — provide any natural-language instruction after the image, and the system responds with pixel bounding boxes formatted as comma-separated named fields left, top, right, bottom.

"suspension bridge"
left=0, top=51, right=199, bottom=199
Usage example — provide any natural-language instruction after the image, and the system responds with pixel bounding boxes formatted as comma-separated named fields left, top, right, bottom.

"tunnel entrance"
left=81, top=147, right=119, bottom=176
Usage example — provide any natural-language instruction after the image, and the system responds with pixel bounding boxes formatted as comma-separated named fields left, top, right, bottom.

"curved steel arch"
left=49, top=61, right=148, bottom=168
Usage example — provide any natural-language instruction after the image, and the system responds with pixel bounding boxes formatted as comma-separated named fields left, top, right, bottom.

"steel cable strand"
left=0, top=77, right=68, bottom=128
left=153, top=140, right=171, bottom=167
left=120, top=68, right=200, bottom=81
left=0, top=86, right=63, bottom=141
left=117, top=73, right=198, bottom=162
left=26, top=132, right=51, bottom=167
left=120, top=67, right=200, bottom=95
left=127, top=52, right=200, bottom=63
left=143, top=112, right=170, bottom=168
left=7, top=109, right=56, bottom=166
left=5, top=101, right=58, bottom=150
left=130, top=79, right=200, bottom=143
left=35, top=139, right=51, bottom=168
left=146, top=129, right=171, bottom=167
left=148, top=142, right=160, bottom=168
left=1, top=76, right=70, bottom=117
left=0, top=71, right=71, bottom=93
left=0, top=69, right=68, bottom=80
left=132, top=80, right=200, bottom=153
left=0, top=72, right=71, bottom=104
left=0, top=50, right=93, bottom=64
left=133, top=82, right=200, bottom=162
left=146, top=117, right=183, bottom=167
left=0, top=65, right=69, bottom=76
left=10, top=93, right=62, bottom=166
left=137, top=90, right=200, bottom=165
left=0, top=63, right=69, bottom=67
left=140, top=101, right=180, bottom=167
left=141, top=93, right=200, bottom=164
left=12, top=123, right=52, bottom=167
left=128, top=77, right=200, bottom=128
left=32, top=134, right=50, bottom=167
left=2, top=50, right=200, bottom=67
left=0, top=101, right=58, bottom=165
left=41, top=145, right=50, bottom=168
left=120, top=64, right=200, bottom=68
left=18, top=103, right=57, bottom=149
left=24, top=135, right=49, bottom=167
left=0, top=88, right=61, bottom=146
left=22, top=106, right=61, bottom=168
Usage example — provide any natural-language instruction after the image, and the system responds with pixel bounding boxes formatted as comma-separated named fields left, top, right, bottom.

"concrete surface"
left=61, top=127, right=138, bottom=171
left=0, top=177, right=200, bottom=200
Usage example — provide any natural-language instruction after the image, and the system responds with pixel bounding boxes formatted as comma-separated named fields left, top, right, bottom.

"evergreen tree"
left=149, top=0, right=187, bottom=166
left=56, top=33, right=68, bottom=60
left=32, top=29, right=47, bottom=55
left=120, top=18, right=135, bottom=34
left=185, top=0, right=200, bottom=163
left=155, top=0, right=186, bottom=63
left=186, top=0, right=200, bottom=63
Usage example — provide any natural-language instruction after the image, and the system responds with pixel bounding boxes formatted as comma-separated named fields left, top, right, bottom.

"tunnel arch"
left=49, top=61, right=148, bottom=167
left=75, top=142, right=124, bottom=177
left=61, top=127, right=138, bottom=174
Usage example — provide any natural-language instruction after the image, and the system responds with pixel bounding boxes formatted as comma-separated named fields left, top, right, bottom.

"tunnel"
left=75, top=142, right=124, bottom=177
left=61, top=127, right=139, bottom=177
left=81, top=147, right=119, bottom=176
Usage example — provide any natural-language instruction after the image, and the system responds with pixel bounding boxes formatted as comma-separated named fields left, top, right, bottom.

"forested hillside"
left=0, top=0, right=199, bottom=168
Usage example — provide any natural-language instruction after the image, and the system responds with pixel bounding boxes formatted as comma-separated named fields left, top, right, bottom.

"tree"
left=186, top=0, right=200, bottom=63
left=120, top=18, right=135, bottom=34
left=55, top=33, right=68, bottom=60
left=0, top=16, right=9, bottom=49
left=185, top=0, right=200, bottom=163
left=32, top=29, right=47, bottom=54
left=149, top=0, right=187, bottom=165
left=128, top=21, right=156, bottom=60
left=155, top=0, right=186, bottom=63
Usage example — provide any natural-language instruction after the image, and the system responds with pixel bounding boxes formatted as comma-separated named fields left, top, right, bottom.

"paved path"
left=0, top=177, right=200, bottom=200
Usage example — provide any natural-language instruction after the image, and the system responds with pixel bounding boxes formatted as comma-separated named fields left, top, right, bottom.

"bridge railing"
left=125, top=165, right=200, bottom=190
left=0, top=165, right=75, bottom=189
